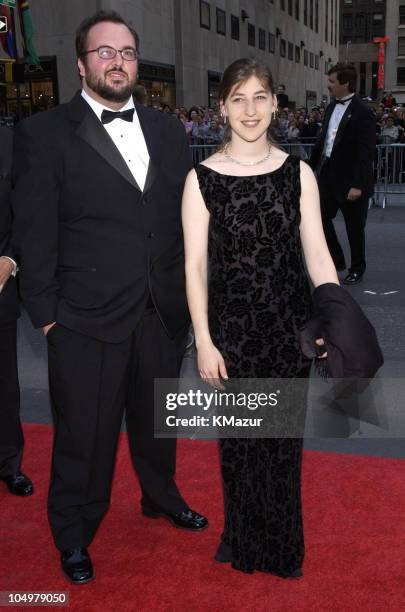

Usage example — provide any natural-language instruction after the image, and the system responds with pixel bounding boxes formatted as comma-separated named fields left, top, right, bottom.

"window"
left=335, top=0, right=338, bottom=47
left=310, top=0, right=313, bottom=29
left=288, top=0, right=293, bottom=16
left=400, top=7, right=405, bottom=26
left=304, top=49, right=308, bottom=65
left=295, top=0, right=300, bottom=20
left=259, top=28, right=266, bottom=50
left=355, top=14, right=365, bottom=30
left=310, top=51, right=314, bottom=68
left=373, top=13, right=383, bottom=23
left=200, top=1, right=210, bottom=29
left=325, top=0, right=328, bottom=41
left=269, top=32, right=275, bottom=53
left=231, top=15, right=239, bottom=40
left=315, top=54, right=319, bottom=69
left=315, top=0, right=319, bottom=32
left=280, top=0, right=285, bottom=10
left=343, top=14, right=352, bottom=29
left=304, top=0, right=307, bottom=26
left=397, top=67, right=405, bottom=85
left=248, top=23, right=256, bottom=47
left=216, top=8, right=226, bottom=35
left=288, top=41, right=294, bottom=60
left=398, top=37, right=405, bottom=56
left=280, top=38, right=286, bottom=57
left=295, top=45, right=301, bottom=62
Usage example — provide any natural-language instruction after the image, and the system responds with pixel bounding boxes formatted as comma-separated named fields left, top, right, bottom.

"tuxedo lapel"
left=331, top=100, right=355, bottom=153
left=318, top=102, right=336, bottom=146
left=67, top=92, right=141, bottom=192
left=135, top=103, right=162, bottom=194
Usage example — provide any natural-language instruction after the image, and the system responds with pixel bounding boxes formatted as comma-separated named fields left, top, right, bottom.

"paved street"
left=17, top=202, right=405, bottom=457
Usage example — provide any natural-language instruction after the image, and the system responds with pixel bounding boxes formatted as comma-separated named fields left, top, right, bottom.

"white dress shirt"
left=81, top=89, right=150, bottom=191
left=323, top=94, right=355, bottom=158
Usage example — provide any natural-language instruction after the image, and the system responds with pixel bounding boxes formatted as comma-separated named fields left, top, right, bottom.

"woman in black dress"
left=182, top=59, right=339, bottom=577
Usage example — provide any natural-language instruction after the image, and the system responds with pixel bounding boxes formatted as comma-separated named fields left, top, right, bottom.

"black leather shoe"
left=61, top=548, right=94, bottom=584
left=142, top=504, right=208, bottom=531
left=342, top=271, right=363, bottom=285
left=1, top=472, right=33, bottom=496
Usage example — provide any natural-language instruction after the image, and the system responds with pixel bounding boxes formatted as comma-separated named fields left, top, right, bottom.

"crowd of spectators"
left=2, top=85, right=404, bottom=148
left=132, top=84, right=405, bottom=148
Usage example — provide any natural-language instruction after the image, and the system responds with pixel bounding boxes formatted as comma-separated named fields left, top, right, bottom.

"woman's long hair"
left=217, top=58, right=280, bottom=150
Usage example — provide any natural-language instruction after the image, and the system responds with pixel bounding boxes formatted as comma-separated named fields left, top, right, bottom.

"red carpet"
left=0, top=424, right=404, bottom=611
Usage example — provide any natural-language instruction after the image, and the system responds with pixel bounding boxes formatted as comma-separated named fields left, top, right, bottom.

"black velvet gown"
left=196, top=155, right=312, bottom=577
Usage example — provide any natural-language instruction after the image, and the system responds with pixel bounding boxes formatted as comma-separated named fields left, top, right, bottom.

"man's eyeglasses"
left=81, top=46, right=139, bottom=61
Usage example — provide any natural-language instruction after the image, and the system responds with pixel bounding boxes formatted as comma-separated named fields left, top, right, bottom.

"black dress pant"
left=0, top=320, right=23, bottom=478
left=319, top=164, right=369, bottom=274
left=47, top=309, right=188, bottom=551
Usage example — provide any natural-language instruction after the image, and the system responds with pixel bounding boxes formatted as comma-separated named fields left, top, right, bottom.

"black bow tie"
left=101, top=108, right=135, bottom=124
left=335, top=97, right=353, bottom=105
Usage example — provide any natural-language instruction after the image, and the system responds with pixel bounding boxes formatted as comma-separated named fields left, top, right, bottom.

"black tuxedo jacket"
left=11, top=92, right=192, bottom=342
left=309, top=95, right=376, bottom=201
left=0, top=126, right=19, bottom=323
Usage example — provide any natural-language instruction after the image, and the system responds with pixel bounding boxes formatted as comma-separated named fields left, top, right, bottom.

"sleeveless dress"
left=195, top=155, right=313, bottom=577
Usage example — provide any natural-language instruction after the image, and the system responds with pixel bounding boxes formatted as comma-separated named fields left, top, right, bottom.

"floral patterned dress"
left=196, top=155, right=312, bottom=577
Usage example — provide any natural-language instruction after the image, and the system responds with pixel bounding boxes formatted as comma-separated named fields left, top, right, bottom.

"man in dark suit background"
left=310, top=63, right=376, bottom=284
left=276, top=84, right=289, bottom=110
left=12, top=10, right=207, bottom=584
left=0, top=126, right=33, bottom=497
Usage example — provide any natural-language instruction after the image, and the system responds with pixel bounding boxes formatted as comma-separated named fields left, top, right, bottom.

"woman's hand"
left=0, top=257, right=14, bottom=293
left=197, top=341, right=228, bottom=390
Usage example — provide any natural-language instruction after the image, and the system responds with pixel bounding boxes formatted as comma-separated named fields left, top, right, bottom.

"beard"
left=85, top=65, right=137, bottom=103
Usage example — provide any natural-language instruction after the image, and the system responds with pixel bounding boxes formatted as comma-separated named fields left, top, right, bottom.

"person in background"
left=380, top=115, right=400, bottom=143
left=310, top=63, right=376, bottom=285
left=179, top=111, right=193, bottom=137
left=381, top=91, right=397, bottom=110
left=204, top=118, right=224, bottom=144
left=276, top=83, right=289, bottom=110
left=133, top=83, right=148, bottom=106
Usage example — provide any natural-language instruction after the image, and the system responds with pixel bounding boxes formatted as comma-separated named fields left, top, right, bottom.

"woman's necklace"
left=224, top=143, right=272, bottom=167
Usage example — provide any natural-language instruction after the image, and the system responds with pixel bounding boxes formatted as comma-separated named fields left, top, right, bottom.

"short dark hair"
left=328, top=62, right=357, bottom=93
left=76, top=10, right=140, bottom=58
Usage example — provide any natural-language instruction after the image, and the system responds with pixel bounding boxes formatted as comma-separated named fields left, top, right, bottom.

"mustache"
left=105, top=69, right=128, bottom=78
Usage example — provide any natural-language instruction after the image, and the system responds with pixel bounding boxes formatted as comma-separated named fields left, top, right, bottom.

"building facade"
left=339, top=0, right=386, bottom=101
left=339, top=0, right=405, bottom=104
left=1, top=0, right=340, bottom=117
left=384, top=1, right=405, bottom=104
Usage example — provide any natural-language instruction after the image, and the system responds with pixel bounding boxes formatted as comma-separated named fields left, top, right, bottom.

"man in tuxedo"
left=11, top=10, right=207, bottom=584
left=0, top=126, right=33, bottom=497
left=310, top=63, right=376, bottom=284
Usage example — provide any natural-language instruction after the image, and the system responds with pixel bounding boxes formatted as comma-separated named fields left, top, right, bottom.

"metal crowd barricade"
left=373, top=144, right=405, bottom=208
left=190, top=141, right=405, bottom=209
